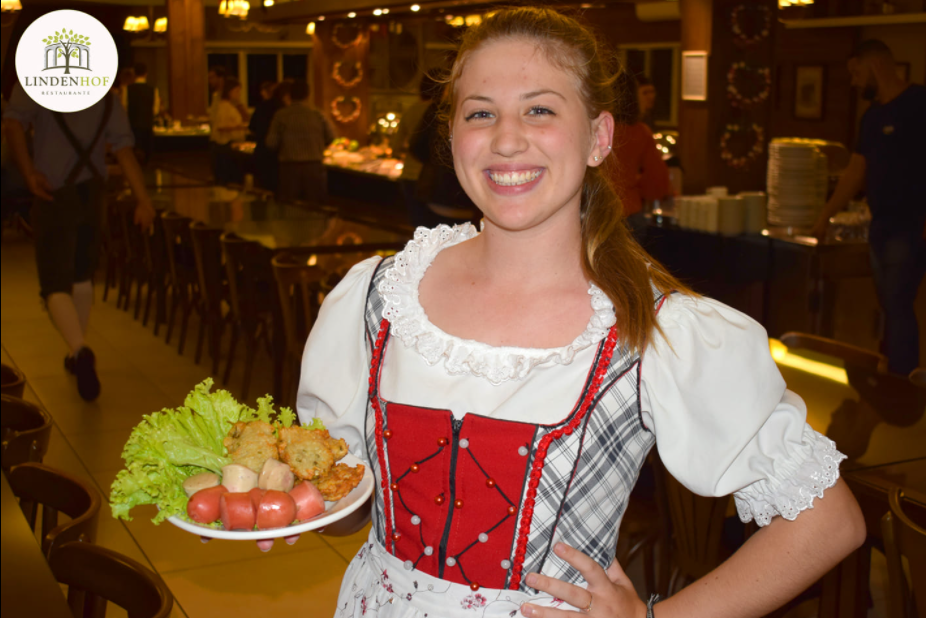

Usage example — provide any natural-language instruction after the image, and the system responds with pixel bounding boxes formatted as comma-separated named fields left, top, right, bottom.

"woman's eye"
left=528, top=106, right=555, bottom=116
left=464, top=111, right=493, bottom=121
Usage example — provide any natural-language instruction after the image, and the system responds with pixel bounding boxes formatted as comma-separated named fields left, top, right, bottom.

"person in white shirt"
left=210, top=76, right=249, bottom=185
left=268, top=8, right=866, bottom=618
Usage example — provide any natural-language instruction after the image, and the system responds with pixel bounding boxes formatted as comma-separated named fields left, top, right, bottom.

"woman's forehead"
left=456, top=38, right=582, bottom=97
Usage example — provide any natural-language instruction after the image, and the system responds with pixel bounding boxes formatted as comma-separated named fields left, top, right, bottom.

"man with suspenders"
left=3, top=84, right=155, bottom=401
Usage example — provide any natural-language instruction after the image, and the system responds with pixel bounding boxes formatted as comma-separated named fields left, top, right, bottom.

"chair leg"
left=164, top=290, right=179, bottom=345
left=223, top=325, right=240, bottom=386
left=178, top=300, right=193, bottom=356
left=194, top=312, right=207, bottom=365
left=134, top=276, right=145, bottom=320
left=210, top=319, right=223, bottom=377
left=142, top=276, right=154, bottom=327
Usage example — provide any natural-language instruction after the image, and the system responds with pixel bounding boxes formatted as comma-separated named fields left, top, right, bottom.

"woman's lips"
left=485, top=169, right=544, bottom=195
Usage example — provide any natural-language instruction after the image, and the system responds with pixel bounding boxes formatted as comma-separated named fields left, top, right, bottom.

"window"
left=618, top=44, right=680, bottom=127
left=282, top=54, right=309, bottom=80
left=246, top=54, right=277, bottom=107
left=205, top=49, right=313, bottom=109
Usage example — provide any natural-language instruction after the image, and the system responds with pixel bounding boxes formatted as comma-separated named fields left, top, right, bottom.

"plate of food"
left=109, top=379, right=372, bottom=540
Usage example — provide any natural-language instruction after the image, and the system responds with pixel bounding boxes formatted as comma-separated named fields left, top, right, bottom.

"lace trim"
left=377, top=224, right=617, bottom=385
left=734, top=428, right=846, bottom=527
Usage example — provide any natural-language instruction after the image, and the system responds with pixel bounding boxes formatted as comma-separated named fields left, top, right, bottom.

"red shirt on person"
left=608, top=122, right=672, bottom=216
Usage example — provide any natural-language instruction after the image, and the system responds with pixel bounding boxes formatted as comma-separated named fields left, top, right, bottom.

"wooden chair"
left=1, top=395, right=52, bottom=472
left=779, top=332, right=887, bottom=373
left=7, top=462, right=101, bottom=559
left=221, top=232, right=275, bottom=401
left=272, top=252, right=326, bottom=407
left=0, top=363, right=26, bottom=398
left=160, top=212, right=202, bottom=356
left=881, top=488, right=926, bottom=618
left=190, top=221, right=229, bottom=374
left=49, top=542, right=173, bottom=618
left=910, top=368, right=926, bottom=389
left=101, top=196, right=128, bottom=305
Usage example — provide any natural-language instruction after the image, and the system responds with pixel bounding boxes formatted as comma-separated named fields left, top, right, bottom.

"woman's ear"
left=587, top=110, right=614, bottom=168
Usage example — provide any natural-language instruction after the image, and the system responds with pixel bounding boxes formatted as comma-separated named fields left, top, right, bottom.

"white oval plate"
left=167, top=454, right=373, bottom=540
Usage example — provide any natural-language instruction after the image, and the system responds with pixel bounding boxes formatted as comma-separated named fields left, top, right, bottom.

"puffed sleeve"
left=296, top=256, right=381, bottom=462
left=640, top=294, right=847, bottom=526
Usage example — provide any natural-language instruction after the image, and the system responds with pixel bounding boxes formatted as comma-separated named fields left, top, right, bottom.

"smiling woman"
left=289, top=8, right=866, bottom=618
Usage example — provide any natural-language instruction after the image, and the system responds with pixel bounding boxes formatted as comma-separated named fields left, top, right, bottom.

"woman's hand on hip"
left=520, top=543, right=646, bottom=618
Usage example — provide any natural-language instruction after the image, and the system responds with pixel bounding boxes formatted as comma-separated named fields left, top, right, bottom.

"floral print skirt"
left=334, top=534, right=585, bottom=618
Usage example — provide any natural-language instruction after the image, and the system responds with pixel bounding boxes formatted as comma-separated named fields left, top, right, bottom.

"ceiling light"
left=382, top=8, right=389, bottom=14
left=410, top=4, right=420, bottom=11
left=1, top=0, right=22, bottom=12
left=306, top=21, right=315, bottom=34
left=317, top=15, right=325, bottom=20
left=264, top=0, right=274, bottom=6
left=347, top=11, right=356, bottom=18
left=154, top=16, right=167, bottom=32
left=373, top=8, right=382, bottom=15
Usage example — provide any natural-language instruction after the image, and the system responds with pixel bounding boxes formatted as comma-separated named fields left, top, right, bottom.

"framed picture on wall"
left=793, top=65, right=825, bottom=120
left=681, top=51, right=709, bottom=101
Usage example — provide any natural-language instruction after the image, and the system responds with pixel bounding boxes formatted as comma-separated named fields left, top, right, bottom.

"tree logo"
left=16, top=10, right=118, bottom=113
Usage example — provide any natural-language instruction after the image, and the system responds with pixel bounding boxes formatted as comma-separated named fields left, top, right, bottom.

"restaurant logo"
left=15, top=10, right=118, bottom=113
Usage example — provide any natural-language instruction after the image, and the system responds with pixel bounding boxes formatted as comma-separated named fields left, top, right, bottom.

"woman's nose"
left=491, top=116, right=529, bottom=158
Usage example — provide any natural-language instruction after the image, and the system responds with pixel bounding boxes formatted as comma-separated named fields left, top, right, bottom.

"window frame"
left=616, top=42, right=681, bottom=128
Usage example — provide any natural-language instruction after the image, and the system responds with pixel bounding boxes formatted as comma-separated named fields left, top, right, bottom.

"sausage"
left=219, top=492, right=256, bottom=531
left=289, top=481, right=326, bottom=522
left=221, top=464, right=259, bottom=493
left=183, top=472, right=220, bottom=498
left=248, top=487, right=265, bottom=512
left=186, top=485, right=225, bottom=524
left=256, top=490, right=297, bottom=530
left=258, top=458, right=295, bottom=492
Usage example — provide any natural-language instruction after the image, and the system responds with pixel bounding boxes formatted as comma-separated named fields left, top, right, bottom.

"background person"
left=248, top=80, right=284, bottom=191
left=812, top=39, right=926, bottom=376
left=3, top=84, right=156, bottom=401
left=124, top=62, right=159, bottom=166
left=393, top=71, right=443, bottom=228
left=265, top=79, right=335, bottom=205
left=636, top=74, right=657, bottom=132
left=210, top=76, right=249, bottom=185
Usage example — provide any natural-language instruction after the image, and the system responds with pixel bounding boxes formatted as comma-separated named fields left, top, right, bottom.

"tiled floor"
left=1, top=232, right=892, bottom=618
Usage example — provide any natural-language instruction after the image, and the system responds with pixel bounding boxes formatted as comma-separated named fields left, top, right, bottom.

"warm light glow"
left=386, top=112, right=396, bottom=121
left=464, top=14, right=481, bottom=27
left=136, top=15, right=149, bottom=30
left=123, top=16, right=136, bottom=31
left=264, top=0, right=273, bottom=6
left=0, top=0, right=22, bottom=12
left=769, top=339, right=848, bottom=384
left=317, top=15, right=325, bottom=20
left=382, top=8, right=389, bottom=14
left=410, top=4, right=420, bottom=11
left=306, top=21, right=315, bottom=34
left=154, top=16, right=167, bottom=32
left=779, top=0, right=814, bottom=6
left=348, top=11, right=356, bottom=18
left=307, top=255, right=318, bottom=266
left=373, top=8, right=382, bottom=15
left=219, top=0, right=249, bottom=19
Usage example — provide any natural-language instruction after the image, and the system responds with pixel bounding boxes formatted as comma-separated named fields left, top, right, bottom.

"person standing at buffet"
left=3, top=85, right=156, bottom=401
left=124, top=63, right=160, bottom=166
left=812, top=40, right=926, bottom=376
left=284, top=8, right=865, bottom=618
left=248, top=80, right=285, bottom=191
left=265, top=79, right=335, bottom=205
left=607, top=70, right=672, bottom=243
left=210, top=76, right=249, bottom=185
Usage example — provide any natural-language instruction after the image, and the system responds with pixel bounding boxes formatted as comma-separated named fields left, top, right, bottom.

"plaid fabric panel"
left=364, top=256, right=395, bottom=547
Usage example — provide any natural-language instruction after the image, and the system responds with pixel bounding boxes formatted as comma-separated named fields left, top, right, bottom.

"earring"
left=594, top=156, right=600, bottom=162
left=607, top=145, right=612, bottom=150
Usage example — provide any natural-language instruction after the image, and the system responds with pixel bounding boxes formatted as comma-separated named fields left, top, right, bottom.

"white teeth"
left=489, top=170, right=542, bottom=186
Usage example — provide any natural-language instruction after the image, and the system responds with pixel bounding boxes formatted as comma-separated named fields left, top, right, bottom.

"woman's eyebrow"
left=521, top=89, right=566, bottom=101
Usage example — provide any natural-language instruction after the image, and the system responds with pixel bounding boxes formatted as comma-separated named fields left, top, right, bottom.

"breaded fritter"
left=223, top=421, right=279, bottom=473
left=312, top=463, right=365, bottom=502
left=277, top=427, right=347, bottom=481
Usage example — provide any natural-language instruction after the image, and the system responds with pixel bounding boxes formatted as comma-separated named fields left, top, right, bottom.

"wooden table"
left=777, top=354, right=926, bottom=618
left=1, top=473, right=72, bottom=618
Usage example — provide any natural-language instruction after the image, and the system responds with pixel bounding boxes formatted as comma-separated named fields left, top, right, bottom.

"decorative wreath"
left=331, top=96, right=362, bottom=124
left=720, top=122, right=765, bottom=170
left=731, top=4, right=771, bottom=47
left=727, top=62, right=771, bottom=108
left=332, top=23, right=363, bottom=49
left=332, top=61, right=363, bottom=89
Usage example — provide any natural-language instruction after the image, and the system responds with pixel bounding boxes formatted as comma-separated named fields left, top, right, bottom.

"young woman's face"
left=451, top=38, right=611, bottom=233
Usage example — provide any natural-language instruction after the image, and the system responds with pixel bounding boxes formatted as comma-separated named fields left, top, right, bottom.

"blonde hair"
left=446, top=7, right=693, bottom=353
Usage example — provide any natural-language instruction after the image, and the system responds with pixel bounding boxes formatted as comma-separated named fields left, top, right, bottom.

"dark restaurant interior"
left=1, top=0, right=925, bottom=617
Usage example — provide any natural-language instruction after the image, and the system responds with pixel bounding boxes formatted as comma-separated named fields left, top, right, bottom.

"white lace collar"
left=377, top=224, right=617, bottom=385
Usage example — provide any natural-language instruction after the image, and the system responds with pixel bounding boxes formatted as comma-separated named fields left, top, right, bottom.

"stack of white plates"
left=766, top=139, right=828, bottom=229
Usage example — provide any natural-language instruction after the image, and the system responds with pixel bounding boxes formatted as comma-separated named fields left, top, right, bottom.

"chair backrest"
left=658, top=464, right=731, bottom=586
left=881, top=488, right=926, bottom=618
left=49, top=542, right=173, bottom=618
left=910, top=368, right=926, bottom=389
left=220, top=232, right=273, bottom=323
left=189, top=221, right=225, bottom=312
left=0, top=363, right=26, bottom=398
left=159, top=211, right=194, bottom=288
left=780, top=332, right=886, bottom=373
left=117, top=199, right=153, bottom=268
left=7, top=462, right=101, bottom=558
left=1, top=395, right=53, bottom=471
left=271, top=252, right=326, bottom=363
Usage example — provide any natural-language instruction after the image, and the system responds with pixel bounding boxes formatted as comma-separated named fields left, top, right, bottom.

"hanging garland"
left=720, top=122, right=765, bottom=170
left=731, top=4, right=771, bottom=47
left=727, top=62, right=771, bottom=108
left=332, top=61, right=363, bottom=89
left=331, top=96, right=362, bottom=124
left=332, top=23, right=363, bottom=49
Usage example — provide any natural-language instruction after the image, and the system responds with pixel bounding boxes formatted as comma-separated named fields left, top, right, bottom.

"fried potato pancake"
left=312, top=463, right=365, bottom=501
left=278, top=427, right=348, bottom=481
left=223, top=421, right=279, bottom=473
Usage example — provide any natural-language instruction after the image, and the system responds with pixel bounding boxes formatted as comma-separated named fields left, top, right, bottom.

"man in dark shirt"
left=813, top=40, right=926, bottom=375
left=125, top=62, right=158, bottom=165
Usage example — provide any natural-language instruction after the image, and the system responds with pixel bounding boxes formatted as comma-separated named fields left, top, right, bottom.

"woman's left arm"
left=523, top=479, right=865, bottom=618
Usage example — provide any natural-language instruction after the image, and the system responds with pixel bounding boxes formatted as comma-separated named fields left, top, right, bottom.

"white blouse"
left=297, top=224, right=844, bottom=527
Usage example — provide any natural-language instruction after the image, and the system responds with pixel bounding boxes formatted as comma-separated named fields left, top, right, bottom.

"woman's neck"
left=471, top=209, right=586, bottom=289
